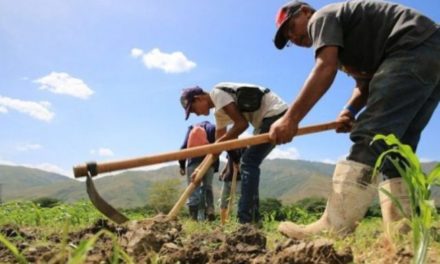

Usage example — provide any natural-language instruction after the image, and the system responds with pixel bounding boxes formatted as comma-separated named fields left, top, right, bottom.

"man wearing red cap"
left=270, top=0, right=440, bottom=239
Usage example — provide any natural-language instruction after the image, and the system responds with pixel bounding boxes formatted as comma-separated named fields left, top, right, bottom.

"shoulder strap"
left=217, top=86, right=270, bottom=94
left=216, top=86, right=236, bottom=94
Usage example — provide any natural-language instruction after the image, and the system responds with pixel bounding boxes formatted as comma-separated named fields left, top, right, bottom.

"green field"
left=1, top=200, right=439, bottom=263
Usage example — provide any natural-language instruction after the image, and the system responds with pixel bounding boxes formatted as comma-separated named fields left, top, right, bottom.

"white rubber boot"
left=278, top=160, right=379, bottom=239
left=379, top=178, right=411, bottom=234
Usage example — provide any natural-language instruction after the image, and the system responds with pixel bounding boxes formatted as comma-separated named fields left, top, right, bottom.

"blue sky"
left=1, top=0, right=439, bottom=178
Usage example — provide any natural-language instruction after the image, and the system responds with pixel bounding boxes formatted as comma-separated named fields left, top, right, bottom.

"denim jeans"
left=348, top=30, right=440, bottom=179
left=187, top=162, right=214, bottom=220
left=237, top=113, right=284, bottom=224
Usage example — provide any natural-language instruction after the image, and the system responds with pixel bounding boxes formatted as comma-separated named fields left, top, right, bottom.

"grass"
left=0, top=204, right=440, bottom=263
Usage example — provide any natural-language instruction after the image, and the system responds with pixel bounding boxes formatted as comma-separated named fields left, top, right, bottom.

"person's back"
left=178, top=121, right=218, bottom=221
left=209, top=82, right=288, bottom=130
left=179, top=121, right=218, bottom=171
left=309, top=0, right=438, bottom=75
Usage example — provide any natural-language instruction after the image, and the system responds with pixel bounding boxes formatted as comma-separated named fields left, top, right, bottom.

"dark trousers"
left=238, top=113, right=284, bottom=224
left=348, top=30, right=440, bottom=179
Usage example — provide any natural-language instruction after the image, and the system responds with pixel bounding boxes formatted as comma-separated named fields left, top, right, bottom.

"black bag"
left=217, top=86, right=270, bottom=112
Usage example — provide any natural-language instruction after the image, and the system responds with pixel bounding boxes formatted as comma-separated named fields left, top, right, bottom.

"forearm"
left=217, top=103, right=249, bottom=142
left=222, top=122, right=248, bottom=141
left=215, top=127, right=227, bottom=141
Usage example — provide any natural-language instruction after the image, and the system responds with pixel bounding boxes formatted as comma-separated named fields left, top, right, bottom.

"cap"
left=274, top=0, right=309, bottom=49
left=180, top=86, right=204, bottom=120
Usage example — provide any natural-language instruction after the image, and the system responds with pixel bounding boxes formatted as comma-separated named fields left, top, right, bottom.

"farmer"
left=218, top=148, right=244, bottom=225
left=270, top=0, right=440, bottom=239
left=180, top=82, right=288, bottom=225
left=179, top=121, right=219, bottom=221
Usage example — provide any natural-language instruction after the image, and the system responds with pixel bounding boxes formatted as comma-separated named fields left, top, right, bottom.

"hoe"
left=73, top=121, right=340, bottom=224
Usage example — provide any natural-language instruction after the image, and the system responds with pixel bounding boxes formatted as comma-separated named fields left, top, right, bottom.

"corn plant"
left=372, top=134, right=440, bottom=264
left=0, top=200, right=104, bottom=227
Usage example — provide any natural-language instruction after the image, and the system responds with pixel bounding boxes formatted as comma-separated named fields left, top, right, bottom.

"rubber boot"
left=220, top=208, right=228, bottom=225
left=188, top=205, right=198, bottom=221
left=379, top=177, right=411, bottom=234
left=278, top=160, right=379, bottom=239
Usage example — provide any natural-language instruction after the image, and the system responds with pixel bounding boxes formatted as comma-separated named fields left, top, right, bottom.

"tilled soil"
left=0, top=215, right=418, bottom=263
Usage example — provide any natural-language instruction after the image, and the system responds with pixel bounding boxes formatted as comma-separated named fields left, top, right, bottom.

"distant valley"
left=1, top=160, right=438, bottom=209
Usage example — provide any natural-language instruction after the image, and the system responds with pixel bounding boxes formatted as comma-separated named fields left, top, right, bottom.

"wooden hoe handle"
left=167, top=154, right=215, bottom=219
left=73, top=121, right=340, bottom=178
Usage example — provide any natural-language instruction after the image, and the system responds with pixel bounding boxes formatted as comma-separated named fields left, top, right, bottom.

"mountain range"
left=1, top=160, right=438, bottom=209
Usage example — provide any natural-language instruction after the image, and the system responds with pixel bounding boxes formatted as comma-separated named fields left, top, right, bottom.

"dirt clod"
left=120, top=214, right=182, bottom=262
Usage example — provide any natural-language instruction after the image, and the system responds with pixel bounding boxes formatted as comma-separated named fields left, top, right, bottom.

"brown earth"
left=0, top=215, right=434, bottom=263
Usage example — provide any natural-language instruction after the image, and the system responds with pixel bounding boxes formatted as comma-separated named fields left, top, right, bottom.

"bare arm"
left=215, top=127, right=227, bottom=141
left=269, top=46, right=339, bottom=144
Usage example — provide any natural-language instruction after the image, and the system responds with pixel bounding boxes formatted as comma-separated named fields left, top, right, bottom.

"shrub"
left=33, top=197, right=61, bottom=208
left=260, top=198, right=284, bottom=221
left=147, top=179, right=182, bottom=213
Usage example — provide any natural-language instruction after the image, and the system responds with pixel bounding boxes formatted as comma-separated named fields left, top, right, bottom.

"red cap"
left=274, top=1, right=309, bottom=49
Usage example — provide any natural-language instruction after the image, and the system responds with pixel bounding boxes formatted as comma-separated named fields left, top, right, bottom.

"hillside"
left=0, top=165, right=78, bottom=201
left=0, top=160, right=438, bottom=208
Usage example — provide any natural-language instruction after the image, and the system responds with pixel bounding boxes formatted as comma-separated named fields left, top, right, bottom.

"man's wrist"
left=343, top=105, right=358, bottom=117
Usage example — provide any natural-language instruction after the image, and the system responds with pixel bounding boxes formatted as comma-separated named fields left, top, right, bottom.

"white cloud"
left=0, top=158, right=15, bottom=166
left=321, top=159, right=336, bottom=164
left=132, top=48, right=196, bottom=73
left=17, top=143, right=42, bottom=151
left=130, top=48, right=143, bottom=58
left=420, top=157, right=434, bottom=163
left=320, top=153, right=348, bottom=164
left=267, top=147, right=300, bottom=160
left=0, top=95, right=54, bottom=122
left=0, top=159, right=71, bottom=177
left=30, top=163, right=71, bottom=177
left=136, top=161, right=175, bottom=171
left=90, top=148, right=114, bottom=157
left=34, top=72, right=94, bottom=99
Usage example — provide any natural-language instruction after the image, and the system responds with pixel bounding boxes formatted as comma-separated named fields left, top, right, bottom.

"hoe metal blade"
left=86, top=172, right=129, bottom=224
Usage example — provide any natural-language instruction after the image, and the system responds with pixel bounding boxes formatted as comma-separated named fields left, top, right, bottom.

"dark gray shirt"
left=308, top=0, right=438, bottom=75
